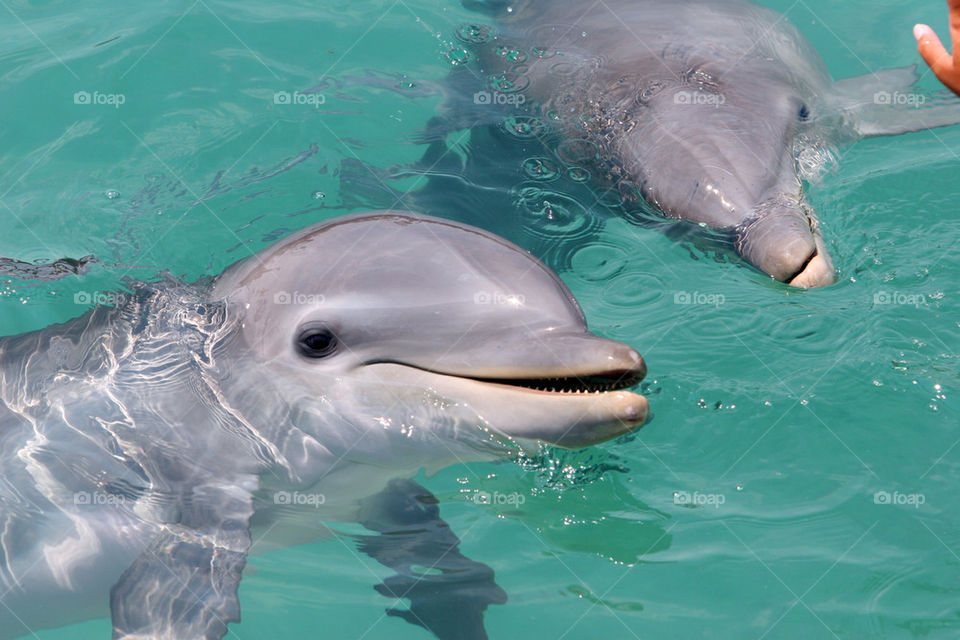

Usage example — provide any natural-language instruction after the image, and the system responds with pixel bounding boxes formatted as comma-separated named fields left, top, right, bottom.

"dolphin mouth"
left=360, top=357, right=649, bottom=449
left=786, top=230, right=837, bottom=289
left=784, top=248, right=818, bottom=284
left=470, top=369, right=645, bottom=394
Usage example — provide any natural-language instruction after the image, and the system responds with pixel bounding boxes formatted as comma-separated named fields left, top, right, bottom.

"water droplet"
left=495, top=45, right=528, bottom=63
left=455, top=23, right=491, bottom=44
left=501, top=115, right=547, bottom=139
left=446, top=48, right=471, bottom=65
left=312, top=191, right=325, bottom=200
left=489, top=72, right=530, bottom=93
left=513, top=186, right=598, bottom=249
left=521, top=157, right=559, bottom=180
left=105, top=189, right=120, bottom=200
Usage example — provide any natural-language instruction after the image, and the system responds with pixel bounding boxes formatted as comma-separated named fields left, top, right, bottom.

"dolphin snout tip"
left=617, top=392, right=649, bottom=426
left=787, top=250, right=837, bottom=289
left=739, top=207, right=837, bottom=289
left=609, top=344, right=646, bottom=381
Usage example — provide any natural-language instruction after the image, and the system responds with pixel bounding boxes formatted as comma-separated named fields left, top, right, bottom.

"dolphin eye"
left=296, top=325, right=338, bottom=358
left=798, top=104, right=810, bottom=121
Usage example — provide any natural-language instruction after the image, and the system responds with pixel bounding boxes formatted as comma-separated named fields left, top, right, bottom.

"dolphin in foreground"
left=435, top=0, right=960, bottom=287
left=0, top=211, right=647, bottom=640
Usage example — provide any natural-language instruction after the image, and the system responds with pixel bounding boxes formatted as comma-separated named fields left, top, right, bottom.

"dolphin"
left=0, top=211, right=647, bottom=640
left=429, top=0, right=960, bottom=287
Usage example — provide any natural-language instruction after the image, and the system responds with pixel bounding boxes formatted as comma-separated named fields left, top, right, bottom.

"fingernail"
left=913, top=24, right=929, bottom=40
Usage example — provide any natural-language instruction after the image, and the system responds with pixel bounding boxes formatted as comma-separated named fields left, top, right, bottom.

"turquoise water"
left=1, top=0, right=959, bottom=638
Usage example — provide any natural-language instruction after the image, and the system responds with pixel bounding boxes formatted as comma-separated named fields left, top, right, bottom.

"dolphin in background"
left=427, top=0, right=960, bottom=287
left=0, top=211, right=647, bottom=640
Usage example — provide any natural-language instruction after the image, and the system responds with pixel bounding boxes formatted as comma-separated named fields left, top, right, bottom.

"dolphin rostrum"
left=434, top=0, right=960, bottom=287
left=0, top=211, right=647, bottom=640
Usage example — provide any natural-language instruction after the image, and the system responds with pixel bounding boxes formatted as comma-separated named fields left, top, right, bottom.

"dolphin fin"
left=833, top=65, right=960, bottom=137
left=110, top=477, right=256, bottom=640
left=356, top=478, right=507, bottom=640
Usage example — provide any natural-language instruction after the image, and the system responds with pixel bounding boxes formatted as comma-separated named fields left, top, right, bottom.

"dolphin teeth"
left=472, top=370, right=644, bottom=394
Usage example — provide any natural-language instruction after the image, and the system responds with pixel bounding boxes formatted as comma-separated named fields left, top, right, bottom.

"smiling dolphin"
left=0, top=211, right=647, bottom=640
left=437, top=0, right=960, bottom=287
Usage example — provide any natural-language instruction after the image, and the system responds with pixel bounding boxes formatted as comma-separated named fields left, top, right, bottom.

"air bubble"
left=105, top=189, right=120, bottom=199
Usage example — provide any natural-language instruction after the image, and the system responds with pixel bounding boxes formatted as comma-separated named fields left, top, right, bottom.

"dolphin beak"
left=364, top=333, right=649, bottom=449
left=737, top=203, right=837, bottom=289
left=787, top=227, right=836, bottom=288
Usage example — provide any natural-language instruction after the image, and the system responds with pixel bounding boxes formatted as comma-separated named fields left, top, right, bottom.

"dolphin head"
left=212, top=211, right=647, bottom=469
left=619, top=60, right=836, bottom=287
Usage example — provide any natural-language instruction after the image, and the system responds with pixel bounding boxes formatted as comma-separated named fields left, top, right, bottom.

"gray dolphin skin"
left=0, top=211, right=647, bottom=640
left=453, top=0, right=960, bottom=287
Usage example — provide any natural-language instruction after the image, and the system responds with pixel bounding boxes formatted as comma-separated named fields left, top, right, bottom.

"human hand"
left=915, top=1, right=960, bottom=97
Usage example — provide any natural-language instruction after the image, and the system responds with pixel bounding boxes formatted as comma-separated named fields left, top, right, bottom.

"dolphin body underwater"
left=418, top=0, right=960, bottom=287
left=0, top=212, right=648, bottom=639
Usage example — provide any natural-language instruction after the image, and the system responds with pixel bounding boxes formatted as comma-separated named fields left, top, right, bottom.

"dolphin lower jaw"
left=735, top=202, right=837, bottom=288
left=358, top=363, right=648, bottom=450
